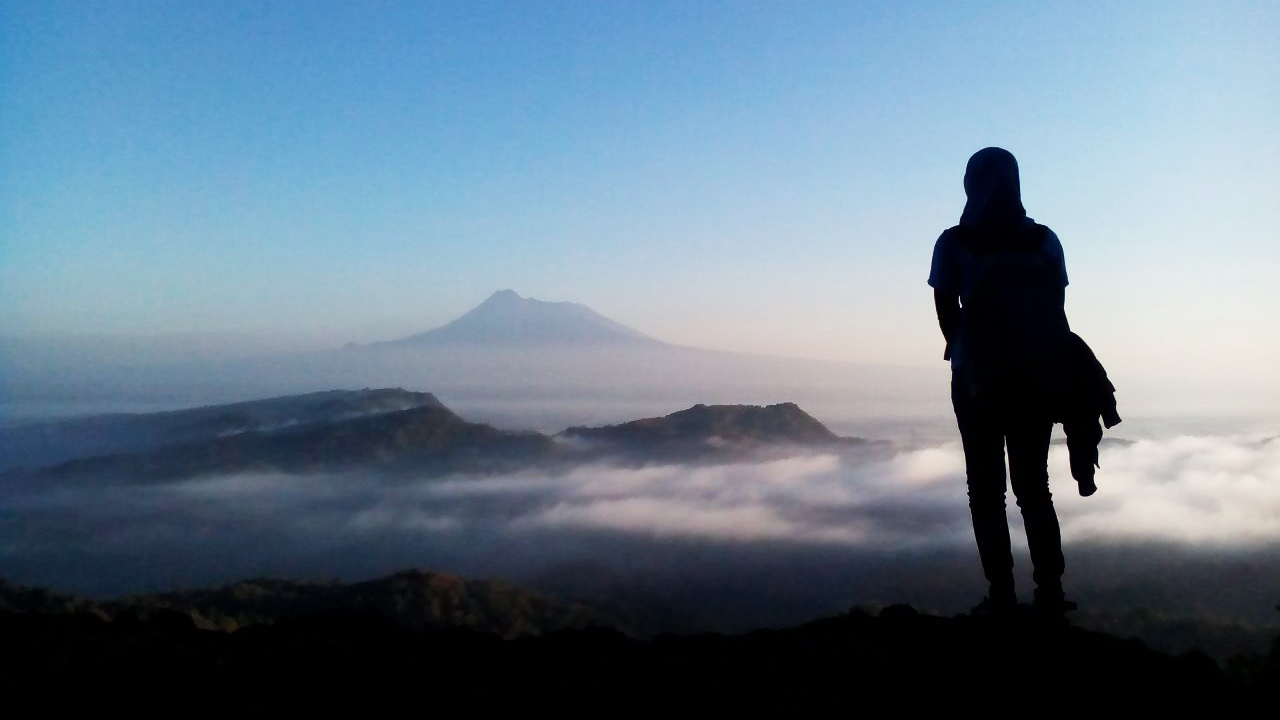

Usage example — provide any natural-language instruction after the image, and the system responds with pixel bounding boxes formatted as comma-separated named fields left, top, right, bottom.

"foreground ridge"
left=2, top=596, right=1274, bottom=709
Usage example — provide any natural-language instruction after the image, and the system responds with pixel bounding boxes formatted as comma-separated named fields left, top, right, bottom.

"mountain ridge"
left=8, top=390, right=863, bottom=483
left=0, top=388, right=442, bottom=472
left=31, top=402, right=552, bottom=483
left=0, top=569, right=653, bottom=638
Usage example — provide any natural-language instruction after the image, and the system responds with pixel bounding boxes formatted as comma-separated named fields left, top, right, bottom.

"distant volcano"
left=383, top=290, right=658, bottom=346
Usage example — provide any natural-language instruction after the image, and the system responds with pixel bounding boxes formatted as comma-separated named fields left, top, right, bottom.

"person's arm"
left=928, top=229, right=959, bottom=361
left=934, top=288, right=960, bottom=361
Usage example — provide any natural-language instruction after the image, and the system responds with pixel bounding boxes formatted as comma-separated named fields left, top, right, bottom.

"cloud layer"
left=1056, top=435, right=1280, bottom=545
left=2, top=433, right=1278, bottom=601
left=57, top=432, right=1268, bottom=549
left=334, top=434, right=1280, bottom=549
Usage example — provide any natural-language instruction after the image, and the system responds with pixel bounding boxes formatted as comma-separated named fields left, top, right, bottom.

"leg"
left=952, top=376, right=1014, bottom=602
left=1005, top=416, right=1065, bottom=596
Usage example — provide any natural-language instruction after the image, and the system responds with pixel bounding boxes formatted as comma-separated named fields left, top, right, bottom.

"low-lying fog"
left=4, top=431, right=1278, bottom=630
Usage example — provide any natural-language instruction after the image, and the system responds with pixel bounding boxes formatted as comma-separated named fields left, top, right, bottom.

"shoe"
left=970, top=594, right=1017, bottom=618
left=1033, top=586, right=1077, bottom=617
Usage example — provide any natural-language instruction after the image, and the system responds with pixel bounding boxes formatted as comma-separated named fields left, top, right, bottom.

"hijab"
left=960, top=147, right=1029, bottom=231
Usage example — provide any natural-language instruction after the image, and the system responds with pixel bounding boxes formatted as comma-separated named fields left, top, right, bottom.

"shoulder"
left=1033, top=224, right=1069, bottom=286
left=1036, top=225, right=1064, bottom=256
left=928, top=226, right=968, bottom=290
left=1035, top=224, right=1061, bottom=246
left=932, top=225, right=968, bottom=255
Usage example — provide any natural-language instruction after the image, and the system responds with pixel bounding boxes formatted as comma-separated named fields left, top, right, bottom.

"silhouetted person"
left=929, top=147, right=1075, bottom=616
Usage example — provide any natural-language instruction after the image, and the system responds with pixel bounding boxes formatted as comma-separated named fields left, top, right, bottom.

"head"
left=960, top=147, right=1027, bottom=229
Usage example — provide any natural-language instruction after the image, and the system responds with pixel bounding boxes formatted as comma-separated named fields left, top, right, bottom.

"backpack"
left=954, top=223, right=1071, bottom=404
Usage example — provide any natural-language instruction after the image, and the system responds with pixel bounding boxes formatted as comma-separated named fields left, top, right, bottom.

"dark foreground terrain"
left=2, top=574, right=1275, bottom=710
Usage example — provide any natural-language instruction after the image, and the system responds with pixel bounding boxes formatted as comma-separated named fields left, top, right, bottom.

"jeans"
left=951, top=373, right=1065, bottom=596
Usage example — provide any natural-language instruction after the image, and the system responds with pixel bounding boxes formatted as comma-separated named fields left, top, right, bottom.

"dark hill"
left=34, top=403, right=553, bottom=483
left=560, top=402, right=855, bottom=460
left=0, top=388, right=441, bottom=471
left=12, top=394, right=865, bottom=483
left=0, top=569, right=679, bottom=639
left=1, top=582, right=1271, bottom=710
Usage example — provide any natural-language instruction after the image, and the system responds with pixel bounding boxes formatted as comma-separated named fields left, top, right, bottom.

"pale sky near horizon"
left=2, top=1, right=1278, bottom=395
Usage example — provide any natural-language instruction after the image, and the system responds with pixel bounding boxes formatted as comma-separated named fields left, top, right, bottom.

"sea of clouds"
left=348, top=433, right=1280, bottom=547
left=3, top=433, right=1278, bottom=596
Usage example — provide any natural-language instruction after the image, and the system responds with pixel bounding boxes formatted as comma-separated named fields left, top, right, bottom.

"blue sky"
left=2, top=1, right=1277, bottom=395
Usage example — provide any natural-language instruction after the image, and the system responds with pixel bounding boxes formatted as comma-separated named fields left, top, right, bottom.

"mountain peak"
left=485, top=289, right=522, bottom=303
left=385, top=291, right=659, bottom=347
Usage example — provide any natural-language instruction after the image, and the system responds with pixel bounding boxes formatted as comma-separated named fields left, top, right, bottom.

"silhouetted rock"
left=3, top=572, right=1276, bottom=708
left=0, top=577, right=105, bottom=617
left=82, top=568, right=654, bottom=639
left=0, top=599, right=1268, bottom=710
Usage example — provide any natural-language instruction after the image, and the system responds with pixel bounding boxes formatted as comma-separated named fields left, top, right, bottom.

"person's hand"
left=1078, top=476, right=1097, bottom=497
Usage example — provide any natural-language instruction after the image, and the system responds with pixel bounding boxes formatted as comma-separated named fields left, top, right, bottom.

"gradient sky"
left=2, top=1, right=1277, bottom=398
